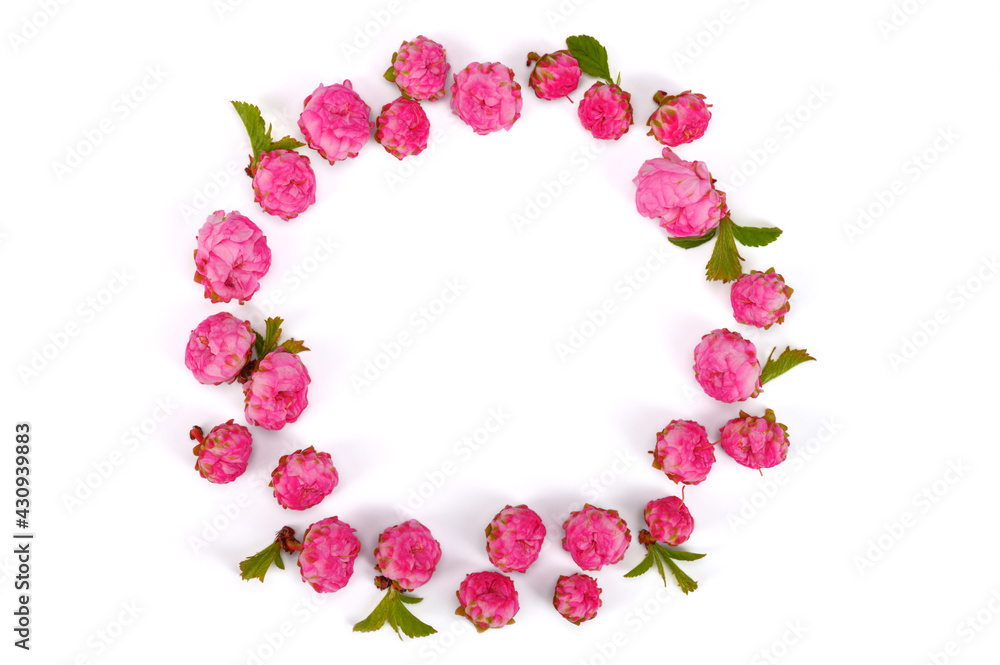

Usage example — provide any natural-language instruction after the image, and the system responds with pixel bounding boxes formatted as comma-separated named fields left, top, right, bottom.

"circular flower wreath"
left=184, top=34, right=815, bottom=638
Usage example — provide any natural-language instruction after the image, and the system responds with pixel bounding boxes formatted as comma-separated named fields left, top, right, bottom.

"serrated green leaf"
left=232, top=101, right=271, bottom=165
left=232, top=101, right=302, bottom=166
left=386, top=605, right=402, bottom=641
left=624, top=550, right=656, bottom=578
left=353, top=589, right=394, bottom=633
left=656, top=545, right=707, bottom=562
left=669, top=227, right=717, bottom=249
left=760, top=347, right=816, bottom=385
left=254, top=331, right=265, bottom=358
left=653, top=548, right=668, bottom=586
left=257, top=317, right=284, bottom=358
left=269, top=136, right=305, bottom=151
left=238, top=541, right=283, bottom=583
left=394, top=599, right=437, bottom=638
left=663, top=557, right=699, bottom=594
left=731, top=222, right=783, bottom=248
left=279, top=338, right=310, bottom=354
left=566, top=35, right=613, bottom=83
left=397, top=593, right=423, bottom=605
left=706, top=217, right=743, bottom=282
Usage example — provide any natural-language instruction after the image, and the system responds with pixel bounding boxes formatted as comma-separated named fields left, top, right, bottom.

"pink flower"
left=526, top=50, right=581, bottom=100
left=647, top=90, right=712, bottom=147
left=633, top=148, right=727, bottom=237
left=243, top=348, right=311, bottom=430
left=450, top=62, right=522, bottom=135
left=184, top=312, right=254, bottom=385
left=375, top=97, right=430, bottom=160
left=562, top=504, right=631, bottom=571
left=456, top=572, right=519, bottom=631
left=720, top=409, right=790, bottom=470
left=298, top=517, right=361, bottom=593
left=191, top=420, right=253, bottom=484
left=298, top=80, right=373, bottom=164
left=644, top=496, right=694, bottom=546
left=193, top=210, right=271, bottom=304
left=252, top=149, right=316, bottom=221
left=374, top=520, right=442, bottom=591
left=652, top=419, right=716, bottom=485
left=693, top=328, right=762, bottom=403
left=389, top=36, right=450, bottom=101
left=578, top=82, right=633, bottom=140
left=270, top=446, right=338, bottom=510
left=485, top=505, right=546, bottom=573
left=731, top=269, right=793, bottom=329
left=553, top=573, right=602, bottom=625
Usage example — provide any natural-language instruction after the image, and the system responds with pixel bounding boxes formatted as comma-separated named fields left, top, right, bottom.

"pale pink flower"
left=252, top=149, right=316, bottom=221
left=485, top=505, right=546, bottom=573
left=270, top=447, right=338, bottom=510
left=633, top=148, right=727, bottom=237
left=298, top=80, right=373, bottom=164
left=652, top=419, right=716, bottom=485
left=375, top=97, right=430, bottom=159
left=450, top=62, right=522, bottom=135
left=184, top=312, right=254, bottom=385
left=647, top=90, right=712, bottom=147
left=693, top=328, right=762, bottom=403
left=731, top=269, right=793, bottom=329
left=243, top=348, right=311, bottom=430
left=526, top=50, right=581, bottom=100
left=456, top=571, right=519, bottom=631
left=553, top=573, right=602, bottom=625
left=191, top=420, right=253, bottom=484
left=389, top=36, right=450, bottom=101
left=373, top=520, right=442, bottom=591
left=298, top=517, right=361, bottom=593
left=644, top=496, right=694, bottom=546
left=562, top=504, right=631, bottom=571
left=193, top=210, right=271, bottom=304
left=578, top=82, right=633, bottom=140
left=720, top=409, right=790, bottom=470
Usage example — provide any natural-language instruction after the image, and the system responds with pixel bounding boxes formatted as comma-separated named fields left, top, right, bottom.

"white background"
left=3, top=0, right=999, bottom=663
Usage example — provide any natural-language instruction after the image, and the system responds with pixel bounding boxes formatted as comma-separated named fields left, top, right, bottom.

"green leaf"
left=397, top=594, right=423, bottom=605
left=232, top=101, right=270, bottom=164
left=353, top=589, right=436, bottom=639
left=624, top=550, right=656, bottom=578
left=760, top=347, right=816, bottom=385
left=394, top=599, right=437, bottom=638
left=238, top=541, right=284, bottom=583
left=731, top=222, right=783, bottom=248
left=706, top=217, right=743, bottom=282
left=353, top=589, right=394, bottom=633
left=384, top=64, right=397, bottom=83
left=652, top=548, right=668, bottom=586
left=254, top=331, right=265, bottom=358
left=663, top=557, right=699, bottom=594
left=231, top=101, right=302, bottom=169
left=656, top=544, right=707, bottom=562
left=279, top=338, right=310, bottom=354
left=257, top=317, right=284, bottom=358
left=566, top=35, right=613, bottom=83
left=669, top=227, right=717, bottom=249
left=386, top=606, right=401, bottom=640
left=269, top=136, right=305, bottom=151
